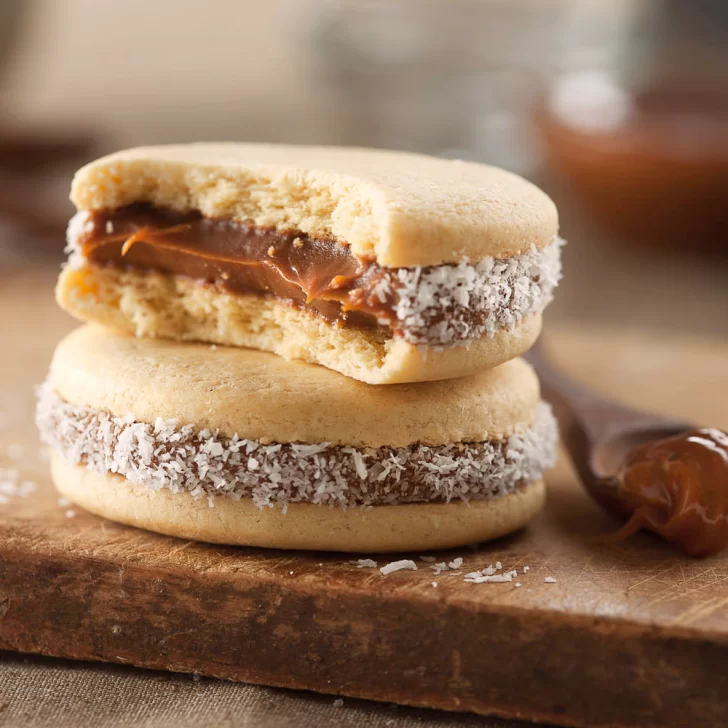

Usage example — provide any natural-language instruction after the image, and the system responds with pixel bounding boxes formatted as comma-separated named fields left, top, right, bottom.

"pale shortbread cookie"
left=56, top=265, right=543, bottom=385
left=49, top=325, right=541, bottom=447
left=41, top=327, right=557, bottom=550
left=71, top=143, right=558, bottom=267
left=51, top=456, right=546, bottom=553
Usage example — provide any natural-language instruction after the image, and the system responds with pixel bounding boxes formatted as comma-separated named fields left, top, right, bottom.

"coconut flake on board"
left=351, top=559, right=378, bottom=569
left=0, top=469, right=37, bottom=505
left=380, top=560, right=417, bottom=575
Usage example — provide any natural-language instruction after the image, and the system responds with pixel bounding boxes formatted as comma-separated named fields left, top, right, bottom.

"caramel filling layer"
left=79, top=204, right=395, bottom=330
left=72, top=204, right=563, bottom=346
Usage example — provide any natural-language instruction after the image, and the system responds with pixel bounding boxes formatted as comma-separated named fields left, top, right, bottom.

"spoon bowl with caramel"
left=527, top=344, right=728, bottom=557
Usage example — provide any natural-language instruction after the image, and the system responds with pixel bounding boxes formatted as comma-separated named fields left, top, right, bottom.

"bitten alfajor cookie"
left=57, top=143, right=562, bottom=384
left=37, top=326, right=558, bottom=552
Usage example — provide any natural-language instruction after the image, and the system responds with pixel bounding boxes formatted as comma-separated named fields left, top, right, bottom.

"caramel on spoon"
left=526, top=342, right=728, bottom=557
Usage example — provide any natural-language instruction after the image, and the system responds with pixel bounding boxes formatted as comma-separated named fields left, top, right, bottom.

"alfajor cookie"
left=58, top=143, right=563, bottom=384
left=37, top=326, right=558, bottom=552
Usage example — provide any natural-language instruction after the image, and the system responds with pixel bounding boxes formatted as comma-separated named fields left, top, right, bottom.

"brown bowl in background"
left=536, top=73, right=728, bottom=251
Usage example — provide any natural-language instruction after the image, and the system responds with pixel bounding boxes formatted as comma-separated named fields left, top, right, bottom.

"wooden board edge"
left=1, top=541, right=727, bottom=728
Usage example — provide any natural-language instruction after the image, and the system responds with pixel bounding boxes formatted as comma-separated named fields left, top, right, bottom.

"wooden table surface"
left=2, top=265, right=728, bottom=728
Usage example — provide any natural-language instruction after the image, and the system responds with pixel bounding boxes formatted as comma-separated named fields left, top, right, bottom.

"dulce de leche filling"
left=79, top=204, right=397, bottom=331
left=609, top=428, right=728, bottom=557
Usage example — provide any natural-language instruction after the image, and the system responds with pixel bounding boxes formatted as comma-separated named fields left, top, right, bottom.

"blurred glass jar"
left=537, top=0, right=728, bottom=249
left=310, top=0, right=568, bottom=177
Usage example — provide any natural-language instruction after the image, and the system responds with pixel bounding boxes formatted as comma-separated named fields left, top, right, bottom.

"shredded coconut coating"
left=36, top=383, right=558, bottom=509
left=65, top=212, right=562, bottom=347
left=392, top=238, right=563, bottom=346
left=65, top=211, right=93, bottom=269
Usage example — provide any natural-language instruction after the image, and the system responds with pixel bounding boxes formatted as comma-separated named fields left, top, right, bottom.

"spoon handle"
left=525, top=339, right=689, bottom=494
left=526, top=339, right=678, bottom=443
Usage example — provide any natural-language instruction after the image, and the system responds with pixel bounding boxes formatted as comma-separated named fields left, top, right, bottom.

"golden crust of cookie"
left=49, top=325, right=541, bottom=448
left=70, top=143, right=558, bottom=267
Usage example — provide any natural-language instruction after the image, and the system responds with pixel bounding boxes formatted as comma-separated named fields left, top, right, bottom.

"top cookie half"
left=60, top=143, right=563, bottom=384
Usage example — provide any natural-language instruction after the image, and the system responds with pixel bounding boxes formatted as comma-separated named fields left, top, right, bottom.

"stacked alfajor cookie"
left=38, top=144, right=561, bottom=552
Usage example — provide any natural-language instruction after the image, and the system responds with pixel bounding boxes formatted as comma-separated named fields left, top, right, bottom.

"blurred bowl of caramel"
left=536, top=0, right=728, bottom=251
left=537, top=73, right=728, bottom=250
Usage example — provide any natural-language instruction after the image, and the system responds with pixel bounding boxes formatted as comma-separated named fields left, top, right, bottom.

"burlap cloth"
left=0, top=653, right=531, bottom=728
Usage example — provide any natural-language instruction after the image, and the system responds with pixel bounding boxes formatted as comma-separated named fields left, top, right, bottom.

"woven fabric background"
left=0, top=653, right=530, bottom=728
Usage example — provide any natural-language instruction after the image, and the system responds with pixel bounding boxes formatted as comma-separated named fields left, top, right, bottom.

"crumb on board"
left=380, top=559, right=417, bottom=575
left=464, top=562, right=519, bottom=585
left=465, top=572, right=517, bottom=584
left=344, top=555, right=533, bottom=588
left=544, top=576, right=557, bottom=583
left=65, top=510, right=76, bottom=519
left=0, top=469, right=37, bottom=504
left=429, top=562, right=450, bottom=575
left=333, top=698, right=344, bottom=708
left=352, top=559, right=378, bottom=569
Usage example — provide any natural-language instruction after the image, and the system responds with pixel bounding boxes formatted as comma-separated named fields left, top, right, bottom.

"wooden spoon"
left=527, top=339, right=728, bottom=557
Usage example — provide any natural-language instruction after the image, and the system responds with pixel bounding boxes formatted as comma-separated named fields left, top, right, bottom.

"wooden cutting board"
left=2, top=269, right=728, bottom=728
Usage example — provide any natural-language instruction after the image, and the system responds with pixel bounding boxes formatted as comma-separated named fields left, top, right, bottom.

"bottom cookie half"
left=51, top=454, right=546, bottom=553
